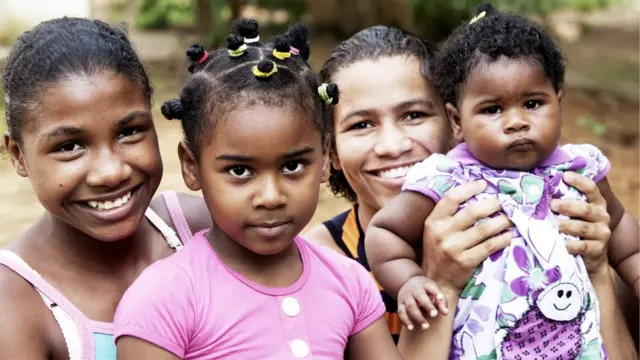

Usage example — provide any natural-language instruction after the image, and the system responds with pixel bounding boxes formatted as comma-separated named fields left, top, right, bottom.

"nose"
left=373, top=122, right=412, bottom=158
left=86, top=147, right=132, bottom=188
left=251, top=174, right=286, bottom=210
left=503, top=110, right=530, bottom=134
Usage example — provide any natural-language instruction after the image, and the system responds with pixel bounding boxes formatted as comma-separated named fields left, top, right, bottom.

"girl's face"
left=180, top=104, right=326, bottom=256
left=5, top=71, right=163, bottom=242
left=331, top=56, right=450, bottom=213
left=448, top=57, right=562, bottom=170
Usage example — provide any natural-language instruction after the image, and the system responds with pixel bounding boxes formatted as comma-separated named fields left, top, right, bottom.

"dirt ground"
left=0, top=26, right=637, bottom=245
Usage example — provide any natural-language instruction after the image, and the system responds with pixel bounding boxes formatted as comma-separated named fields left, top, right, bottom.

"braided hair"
left=2, top=17, right=152, bottom=144
left=435, top=3, right=565, bottom=107
left=161, top=19, right=337, bottom=157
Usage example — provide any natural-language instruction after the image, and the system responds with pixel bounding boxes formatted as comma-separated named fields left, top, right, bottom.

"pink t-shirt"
left=114, top=231, right=385, bottom=359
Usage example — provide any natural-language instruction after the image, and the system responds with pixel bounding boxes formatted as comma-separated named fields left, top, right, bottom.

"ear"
left=177, top=141, right=201, bottom=191
left=4, top=132, right=28, bottom=177
left=446, top=103, right=464, bottom=143
left=321, top=139, right=331, bottom=183
left=557, top=88, right=564, bottom=102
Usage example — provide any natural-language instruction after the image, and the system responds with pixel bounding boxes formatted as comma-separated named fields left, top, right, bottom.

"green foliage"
left=248, top=0, right=306, bottom=20
left=113, top=0, right=196, bottom=29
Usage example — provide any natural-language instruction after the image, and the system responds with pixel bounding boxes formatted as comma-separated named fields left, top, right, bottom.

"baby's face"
left=449, top=56, right=561, bottom=170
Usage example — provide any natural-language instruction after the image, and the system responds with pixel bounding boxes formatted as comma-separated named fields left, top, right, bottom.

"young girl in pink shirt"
left=114, top=20, right=401, bottom=359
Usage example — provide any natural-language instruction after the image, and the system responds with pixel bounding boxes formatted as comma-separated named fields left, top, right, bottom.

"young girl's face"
left=182, top=103, right=325, bottom=256
left=331, top=56, right=450, bottom=211
left=5, top=71, right=163, bottom=241
left=449, top=56, right=562, bottom=170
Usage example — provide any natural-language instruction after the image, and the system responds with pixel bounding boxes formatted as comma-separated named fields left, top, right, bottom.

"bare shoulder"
left=0, top=265, right=51, bottom=358
left=302, top=224, right=345, bottom=255
left=149, top=192, right=212, bottom=235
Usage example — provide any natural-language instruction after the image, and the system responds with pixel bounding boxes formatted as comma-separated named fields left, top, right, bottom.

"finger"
left=565, top=240, right=605, bottom=259
left=405, top=297, right=429, bottom=330
left=562, top=172, right=605, bottom=206
left=551, top=198, right=609, bottom=224
left=423, top=283, right=449, bottom=315
left=430, top=181, right=488, bottom=220
left=414, top=290, right=438, bottom=318
left=558, top=218, right=611, bottom=242
left=452, top=196, right=504, bottom=232
left=397, top=303, right=414, bottom=330
left=464, top=231, right=513, bottom=266
left=460, top=214, right=512, bottom=250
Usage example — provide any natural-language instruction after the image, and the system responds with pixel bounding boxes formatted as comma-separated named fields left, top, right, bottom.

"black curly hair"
left=319, top=25, right=438, bottom=202
left=161, top=19, right=337, bottom=158
left=2, top=17, right=152, bottom=144
left=435, top=3, right=565, bottom=107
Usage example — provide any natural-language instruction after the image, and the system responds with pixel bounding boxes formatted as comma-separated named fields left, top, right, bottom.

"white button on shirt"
left=290, top=339, right=310, bottom=358
left=282, top=296, right=300, bottom=317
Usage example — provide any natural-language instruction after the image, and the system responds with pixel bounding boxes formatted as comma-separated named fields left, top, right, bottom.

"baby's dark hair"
left=435, top=3, right=565, bottom=106
left=320, top=25, right=437, bottom=202
left=2, top=17, right=152, bottom=144
left=161, top=19, right=336, bottom=157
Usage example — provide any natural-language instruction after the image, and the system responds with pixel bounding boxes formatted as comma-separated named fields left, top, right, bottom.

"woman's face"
left=331, top=56, right=451, bottom=214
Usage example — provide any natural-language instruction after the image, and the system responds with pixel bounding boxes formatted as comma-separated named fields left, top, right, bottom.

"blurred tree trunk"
left=196, top=0, right=214, bottom=46
left=306, top=0, right=414, bottom=37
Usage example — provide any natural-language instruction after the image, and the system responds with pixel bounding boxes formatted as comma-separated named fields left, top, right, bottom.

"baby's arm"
left=597, top=177, right=640, bottom=297
left=366, top=192, right=447, bottom=329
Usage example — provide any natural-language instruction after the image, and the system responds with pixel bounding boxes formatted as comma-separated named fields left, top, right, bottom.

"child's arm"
left=346, top=317, right=403, bottom=360
left=595, top=177, right=640, bottom=297
left=117, top=337, right=181, bottom=360
left=366, top=191, right=447, bottom=329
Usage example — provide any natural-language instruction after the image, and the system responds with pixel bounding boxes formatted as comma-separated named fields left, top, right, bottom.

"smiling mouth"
left=372, top=163, right=418, bottom=180
left=82, top=184, right=142, bottom=211
left=553, top=303, right=570, bottom=311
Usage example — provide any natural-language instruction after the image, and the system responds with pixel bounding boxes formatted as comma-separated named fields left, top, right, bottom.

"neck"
left=207, top=225, right=302, bottom=288
left=357, top=201, right=378, bottom=232
left=21, top=212, right=158, bottom=276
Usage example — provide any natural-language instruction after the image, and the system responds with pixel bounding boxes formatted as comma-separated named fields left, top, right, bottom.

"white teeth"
left=378, top=165, right=414, bottom=179
left=86, top=191, right=132, bottom=211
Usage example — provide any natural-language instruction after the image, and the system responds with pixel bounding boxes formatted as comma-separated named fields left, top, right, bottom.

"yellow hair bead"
left=318, top=84, right=333, bottom=104
left=252, top=61, right=278, bottom=78
left=228, top=44, right=248, bottom=57
left=469, top=11, right=486, bottom=24
left=273, top=49, right=291, bottom=60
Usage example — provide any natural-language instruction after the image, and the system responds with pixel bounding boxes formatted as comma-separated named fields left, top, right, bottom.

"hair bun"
left=186, top=44, right=206, bottom=62
left=231, top=18, right=259, bottom=40
left=256, top=59, right=274, bottom=73
left=274, top=36, right=290, bottom=53
left=475, top=3, right=496, bottom=15
left=227, top=34, right=244, bottom=50
left=161, top=99, right=184, bottom=120
left=326, top=84, right=339, bottom=104
left=285, top=23, right=310, bottom=60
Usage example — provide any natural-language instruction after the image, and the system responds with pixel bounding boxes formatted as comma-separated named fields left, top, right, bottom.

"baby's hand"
left=397, top=276, right=448, bottom=331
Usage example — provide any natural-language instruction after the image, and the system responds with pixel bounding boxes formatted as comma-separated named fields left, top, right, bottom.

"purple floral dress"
left=403, top=143, right=610, bottom=360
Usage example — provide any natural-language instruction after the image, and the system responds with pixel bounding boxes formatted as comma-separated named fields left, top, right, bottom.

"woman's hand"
left=422, top=181, right=513, bottom=296
left=551, top=172, right=611, bottom=276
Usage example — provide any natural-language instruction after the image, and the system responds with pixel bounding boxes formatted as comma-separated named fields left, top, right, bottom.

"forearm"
left=590, top=267, right=638, bottom=359
left=367, top=227, right=422, bottom=298
left=397, top=289, right=459, bottom=360
left=609, top=211, right=640, bottom=296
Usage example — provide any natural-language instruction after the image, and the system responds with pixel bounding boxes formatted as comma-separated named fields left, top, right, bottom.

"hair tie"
left=244, top=36, right=260, bottom=44
left=469, top=11, right=486, bottom=24
left=273, top=49, right=291, bottom=60
left=290, top=46, right=300, bottom=56
left=196, top=51, right=209, bottom=64
left=229, top=44, right=248, bottom=57
left=318, top=83, right=337, bottom=105
left=253, top=61, right=278, bottom=78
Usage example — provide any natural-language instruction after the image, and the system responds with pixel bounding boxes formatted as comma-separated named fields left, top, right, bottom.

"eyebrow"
left=340, top=99, right=435, bottom=124
left=40, top=110, right=151, bottom=140
left=216, top=147, right=315, bottom=162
